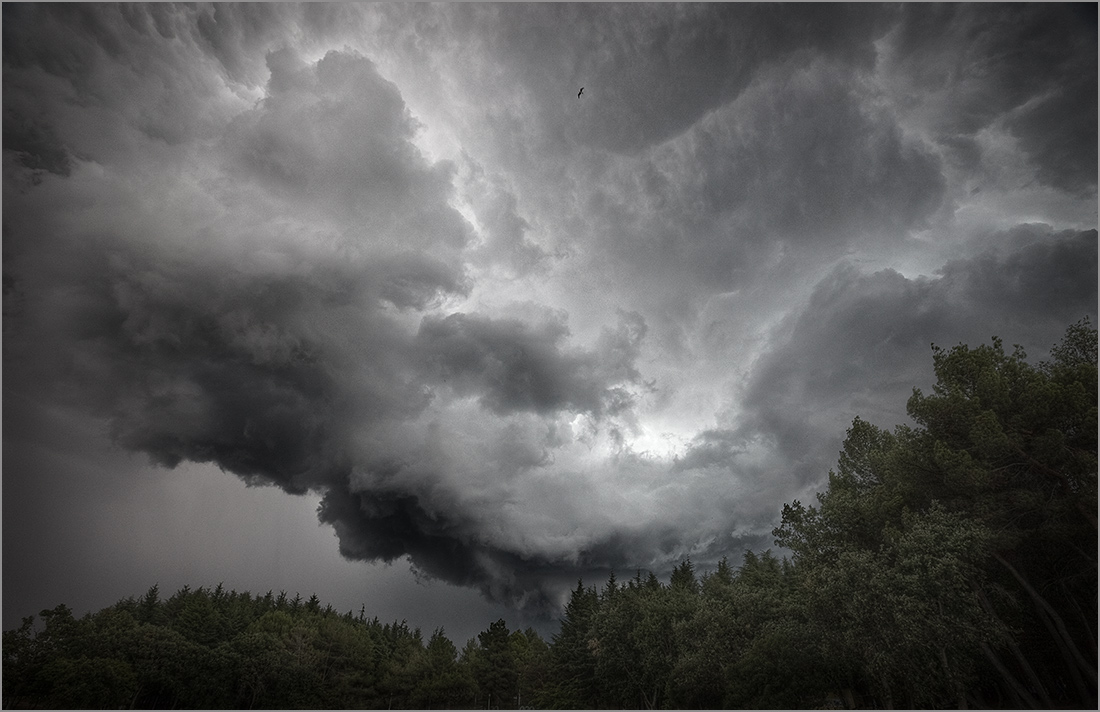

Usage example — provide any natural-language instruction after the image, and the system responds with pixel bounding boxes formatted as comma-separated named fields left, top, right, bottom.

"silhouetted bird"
left=578, top=87, right=584, bottom=98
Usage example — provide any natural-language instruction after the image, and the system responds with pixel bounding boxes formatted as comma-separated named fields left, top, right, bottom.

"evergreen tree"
left=545, top=580, right=599, bottom=707
left=472, top=619, right=518, bottom=709
left=775, top=321, right=1098, bottom=708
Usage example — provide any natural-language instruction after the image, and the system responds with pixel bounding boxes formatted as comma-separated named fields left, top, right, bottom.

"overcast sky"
left=3, top=3, right=1096, bottom=644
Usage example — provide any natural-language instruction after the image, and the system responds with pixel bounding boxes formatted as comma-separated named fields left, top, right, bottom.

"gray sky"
left=3, top=3, right=1096, bottom=645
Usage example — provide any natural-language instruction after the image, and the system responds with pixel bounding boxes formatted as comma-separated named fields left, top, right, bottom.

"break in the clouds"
left=4, top=3, right=1096, bottom=619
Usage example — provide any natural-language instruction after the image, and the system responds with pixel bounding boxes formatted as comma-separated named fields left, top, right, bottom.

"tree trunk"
left=939, top=646, right=966, bottom=710
left=1075, top=499, right=1097, bottom=529
left=1063, top=581, right=1097, bottom=655
left=1037, top=603, right=1093, bottom=707
left=971, top=580, right=1054, bottom=707
left=964, top=689, right=985, bottom=709
left=980, top=642, right=1040, bottom=710
left=993, top=552, right=1097, bottom=687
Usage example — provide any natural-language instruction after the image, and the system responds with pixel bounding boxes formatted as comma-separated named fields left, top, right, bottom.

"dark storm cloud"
left=5, top=4, right=1097, bottom=626
left=882, top=3, right=1097, bottom=193
left=48, top=248, right=416, bottom=494
left=731, top=226, right=1097, bottom=487
left=437, top=3, right=894, bottom=155
left=225, top=48, right=469, bottom=253
left=1, top=1, right=289, bottom=199
left=192, top=3, right=302, bottom=86
left=3, top=26, right=657, bottom=610
left=375, top=252, right=470, bottom=311
left=886, top=4, right=1090, bottom=134
left=318, top=486, right=498, bottom=592
left=417, top=309, right=645, bottom=416
left=32, top=246, right=652, bottom=611
left=0, top=3, right=298, bottom=90
left=692, top=62, right=944, bottom=243
left=3, top=28, right=531, bottom=608
left=570, top=56, right=946, bottom=325
left=460, top=157, right=549, bottom=275
left=316, top=482, right=639, bottom=610
left=673, top=430, right=746, bottom=473
left=2, top=105, right=70, bottom=176
left=647, top=59, right=943, bottom=243
left=938, top=226, right=1099, bottom=321
left=1005, top=89, right=1098, bottom=196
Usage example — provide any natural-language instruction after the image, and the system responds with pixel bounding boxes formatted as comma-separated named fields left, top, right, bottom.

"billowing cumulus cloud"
left=420, top=3, right=893, bottom=156
left=581, top=57, right=946, bottom=306
left=4, top=4, right=1095, bottom=626
left=459, top=156, right=549, bottom=276
left=878, top=3, right=1097, bottom=195
left=729, top=227, right=1097, bottom=493
left=417, top=309, right=644, bottom=416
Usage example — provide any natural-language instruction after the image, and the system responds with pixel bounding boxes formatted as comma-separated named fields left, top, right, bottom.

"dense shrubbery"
left=5, top=320, right=1096, bottom=709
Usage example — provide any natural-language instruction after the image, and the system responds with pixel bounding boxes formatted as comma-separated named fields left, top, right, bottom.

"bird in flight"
left=578, top=87, right=584, bottom=98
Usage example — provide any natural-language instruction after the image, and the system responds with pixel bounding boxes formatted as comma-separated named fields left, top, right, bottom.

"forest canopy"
left=4, top=319, right=1096, bottom=709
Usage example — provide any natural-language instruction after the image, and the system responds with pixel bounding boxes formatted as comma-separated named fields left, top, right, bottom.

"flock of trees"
left=4, top=320, right=1096, bottom=709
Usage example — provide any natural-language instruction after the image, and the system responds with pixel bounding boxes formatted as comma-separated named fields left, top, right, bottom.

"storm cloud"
left=4, top=4, right=1095, bottom=626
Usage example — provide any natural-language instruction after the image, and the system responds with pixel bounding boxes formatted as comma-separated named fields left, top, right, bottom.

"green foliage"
left=472, top=619, right=518, bottom=708
left=669, top=559, right=699, bottom=593
left=543, top=580, right=599, bottom=708
left=413, top=628, right=477, bottom=709
left=775, top=320, right=1098, bottom=709
left=36, top=655, right=138, bottom=709
left=4, top=320, right=1094, bottom=709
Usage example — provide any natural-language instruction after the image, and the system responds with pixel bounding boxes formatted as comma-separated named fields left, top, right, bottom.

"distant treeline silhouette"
left=4, top=320, right=1096, bottom=709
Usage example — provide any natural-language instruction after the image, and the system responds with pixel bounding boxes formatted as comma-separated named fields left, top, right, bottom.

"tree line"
left=4, top=319, right=1096, bottom=709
